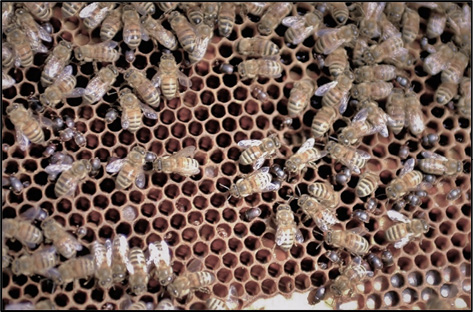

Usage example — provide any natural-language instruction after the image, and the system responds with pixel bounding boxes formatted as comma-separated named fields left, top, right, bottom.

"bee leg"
left=92, top=61, right=99, bottom=74
left=302, top=214, right=311, bottom=223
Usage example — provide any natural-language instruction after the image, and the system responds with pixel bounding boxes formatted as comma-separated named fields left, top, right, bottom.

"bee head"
left=113, top=273, right=125, bottom=282
left=131, top=284, right=147, bottom=296
left=74, top=47, right=84, bottom=61
left=99, top=278, right=113, bottom=289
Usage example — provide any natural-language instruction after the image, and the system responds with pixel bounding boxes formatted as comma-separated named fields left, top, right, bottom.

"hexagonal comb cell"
left=1, top=1, right=471, bottom=311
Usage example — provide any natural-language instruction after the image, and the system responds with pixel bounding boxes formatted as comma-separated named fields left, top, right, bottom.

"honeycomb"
left=1, top=2, right=471, bottom=310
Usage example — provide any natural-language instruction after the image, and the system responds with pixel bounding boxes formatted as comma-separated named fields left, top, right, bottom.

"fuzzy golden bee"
left=426, top=10, right=446, bottom=39
left=282, top=11, right=323, bottom=45
left=330, top=257, right=373, bottom=297
left=288, top=78, right=317, bottom=118
left=354, top=64, right=399, bottom=83
left=83, top=64, right=118, bottom=104
left=152, top=51, right=192, bottom=101
left=111, top=234, right=129, bottom=284
left=153, top=146, right=200, bottom=177
left=168, top=259, right=216, bottom=299
left=189, top=23, right=213, bottom=64
left=40, top=65, right=84, bottom=108
left=40, top=41, right=72, bottom=87
left=240, top=2, right=269, bottom=16
left=385, top=210, right=430, bottom=249
left=308, top=182, right=340, bottom=209
left=182, top=2, right=203, bottom=25
left=62, top=2, right=85, bottom=18
left=324, top=229, right=370, bottom=256
left=401, top=7, right=420, bottom=43
left=106, top=146, right=147, bottom=190
left=351, top=81, right=393, bottom=101
left=238, top=58, right=283, bottom=80
left=435, top=81, right=458, bottom=105
left=14, top=8, right=51, bottom=54
left=418, top=151, right=464, bottom=177
left=423, top=43, right=456, bottom=76
left=147, top=241, right=174, bottom=286
left=238, top=134, right=281, bottom=170
left=325, top=47, right=349, bottom=78
left=168, top=11, right=197, bottom=53
left=441, top=50, right=469, bottom=84
left=405, top=89, right=425, bottom=136
left=355, top=171, right=380, bottom=198
left=118, top=88, right=158, bottom=133
left=45, top=159, right=92, bottom=198
left=385, top=2, right=405, bottom=24
left=3, top=218, right=43, bottom=249
left=157, top=2, right=178, bottom=13
left=80, top=2, right=116, bottom=30
left=357, top=3, right=385, bottom=39
left=447, top=4, right=471, bottom=53
left=41, top=217, right=83, bottom=259
left=74, top=41, right=120, bottom=63
left=386, top=88, right=406, bottom=135
left=218, top=3, right=236, bottom=37
left=4, top=25, right=34, bottom=68
left=314, top=24, right=359, bottom=55
left=311, top=105, right=338, bottom=139
left=227, top=166, right=279, bottom=199
left=285, top=138, right=327, bottom=175
left=24, top=3, right=52, bottom=21
left=127, top=247, right=148, bottom=296
left=202, top=2, right=219, bottom=26
left=91, top=240, right=113, bottom=290
left=385, top=159, right=424, bottom=200
left=99, top=8, right=122, bottom=42
left=124, top=68, right=161, bottom=108
left=141, top=15, right=178, bottom=51
left=325, top=141, right=370, bottom=174
left=2, top=2, right=14, bottom=31
left=235, top=37, right=279, bottom=57
left=257, top=3, right=293, bottom=35
left=122, top=5, right=148, bottom=50
left=274, top=204, right=304, bottom=251
left=315, top=71, right=355, bottom=114
left=364, top=35, right=407, bottom=65
left=11, top=246, right=58, bottom=277
left=49, top=255, right=95, bottom=286
left=298, top=194, right=338, bottom=233
left=457, top=77, right=471, bottom=118
left=329, top=2, right=350, bottom=25
left=131, top=2, right=155, bottom=15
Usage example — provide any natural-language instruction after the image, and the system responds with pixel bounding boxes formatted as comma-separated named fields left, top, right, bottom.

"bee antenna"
left=329, top=136, right=339, bottom=142
left=219, top=183, right=230, bottom=191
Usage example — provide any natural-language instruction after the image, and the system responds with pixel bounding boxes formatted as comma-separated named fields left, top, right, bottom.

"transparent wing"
left=141, top=25, right=150, bottom=41
left=135, top=171, right=146, bottom=189
left=95, top=7, right=111, bottom=23
left=292, top=26, right=316, bottom=45
left=45, top=163, right=72, bottom=175
left=339, top=93, right=349, bottom=114
left=15, top=128, right=30, bottom=151
left=259, top=166, right=270, bottom=174
left=177, top=70, right=192, bottom=88
left=421, top=151, right=447, bottom=161
left=387, top=210, right=410, bottom=223
left=79, top=2, right=99, bottom=18
left=253, top=157, right=265, bottom=170
left=3, top=74, right=15, bottom=88
left=262, top=182, right=280, bottom=192
left=315, top=81, right=338, bottom=96
left=37, top=23, right=53, bottom=42
left=282, top=16, right=305, bottom=27
left=378, top=124, right=390, bottom=137
left=105, top=239, right=113, bottom=266
left=238, top=139, right=262, bottom=148
left=121, top=111, right=130, bottom=130
left=275, top=228, right=286, bottom=246
left=407, top=111, right=425, bottom=134
left=316, top=28, right=338, bottom=37
left=394, top=235, right=411, bottom=249
left=295, top=228, right=304, bottom=243
left=187, top=258, right=203, bottom=273
left=172, top=146, right=196, bottom=159
left=399, top=158, right=415, bottom=177
left=140, top=103, right=158, bottom=120
left=297, top=138, right=315, bottom=154
left=106, top=158, right=126, bottom=173
left=352, top=108, right=369, bottom=123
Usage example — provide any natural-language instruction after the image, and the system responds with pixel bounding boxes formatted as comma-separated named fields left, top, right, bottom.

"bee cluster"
left=2, top=2, right=471, bottom=310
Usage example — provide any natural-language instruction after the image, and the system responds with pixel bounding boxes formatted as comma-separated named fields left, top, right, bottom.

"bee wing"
left=275, top=228, right=286, bottom=247
left=399, top=158, right=415, bottom=177
left=315, top=81, right=338, bottom=96
left=355, top=148, right=372, bottom=159
left=281, top=15, right=305, bottom=28
left=15, top=128, right=30, bottom=151
left=58, top=65, right=73, bottom=79
left=151, top=73, right=161, bottom=88
left=187, top=258, right=203, bottom=273
left=105, top=239, right=113, bottom=267
left=121, top=110, right=130, bottom=130
left=339, top=93, right=349, bottom=114
left=294, top=228, right=304, bottom=244
left=238, top=139, right=262, bottom=148
left=352, top=108, right=369, bottom=123
left=149, top=241, right=172, bottom=266
left=394, top=236, right=411, bottom=249
left=171, top=146, right=197, bottom=159
left=139, top=103, right=158, bottom=120
left=258, top=166, right=270, bottom=174
left=406, top=111, right=425, bottom=135
left=316, top=28, right=338, bottom=37
left=262, top=182, right=280, bottom=192
left=135, top=171, right=146, bottom=189
left=421, top=151, right=447, bottom=161
left=141, top=25, right=150, bottom=41
left=376, top=123, right=390, bottom=138
left=5, top=303, right=35, bottom=310
left=66, top=88, right=86, bottom=98
left=177, top=70, right=192, bottom=88
left=390, top=47, right=409, bottom=60
left=387, top=210, right=410, bottom=223
left=297, top=138, right=315, bottom=154
left=45, top=163, right=72, bottom=175
left=106, top=158, right=126, bottom=173
left=253, top=157, right=266, bottom=170
left=3, top=74, right=15, bottom=88
left=79, top=2, right=99, bottom=18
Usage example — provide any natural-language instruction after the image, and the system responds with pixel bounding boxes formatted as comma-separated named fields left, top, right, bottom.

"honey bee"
left=354, top=65, right=399, bottom=83
left=447, top=4, right=471, bottom=53
left=91, top=240, right=113, bottom=290
left=153, top=146, right=200, bottom=177
left=181, top=3, right=203, bottom=25
left=106, top=146, right=147, bottom=190
left=330, top=257, right=373, bottom=297
left=352, top=38, right=369, bottom=66
left=308, top=182, right=340, bottom=208
left=99, top=8, right=122, bottom=42
left=2, top=42, right=15, bottom=69
left=385, top=2, right=405, bottom=24
left=74, top=41, right=120, bottom=63
left=218, top=3, right=235, bottom=37
left=3, top=216, right=43, bottom=249
left=405, top=89, right=425, bottom=136
left=40, top=65, right=84, bottom=108
left=40, top=40, right=72, bottom=87
left=457, top=77, right=471, bottom=118
left=282, top=11, right=323, bottom=45
left=285, top=138, right=327, bottom=175
left=238, top=134, right=281, bottom=170
left=314, top=24, right=359, bottom=55
left=156, top=299, right=176, bottom=310
left=355, top=171, right=380, bottom=198
left=126, top=247, right=148, bottom=296
left=168, top=11, right=197, bottom=53
left=324, top=229, right=370, bottom=256
left=15, top=8, right=52, bottom=54
left=298, top=194, right=338, bottom=233
left=24, top=3, right=52, bottom=21
left=45, top=159, right=92, bottom=198
left=147, top=241, right=173, bottom=286
left=62, top=2, right=85, bottom=18
left=329, top=2, right=349, bottom=25
left=2, top=71, right=15, bottom=89
left=11, top=246, right=58, bottom=277
left=385, top=210, right=430, bottom=249
left=206, top=285, right=239, bottom=310
left=124, top=68, right=161, bottom=108
left=122, top=5, right=149, bottom=50
left=83, top=64, right=118, bottom=104
left=41, top=217, right=83, bottom=259
left=351, top=81, right=393, bottom=101
left=441, top=50, right=469, bottom=84
left=386, top=88, right=405, bottom=135
left=435, top=81, right=458, bottom=105
left=288, top=78, right=317, bottom=117
left=49, top=255, right=95, bottom=286
left=363, top=35, right=407, bottom=65
left=385, top=158, right=424, bottom=200
left=2, top=2, right=14, bottom=31
left=237, top=58, right=283, bottom=80
left=152, top=51, right=192, bottom=101
left=418, top=151, right=463, bottom=176
left=325, top=48, right=349, bottom=78
left=111, top=234, right=129, bottom=283
left=235, top=38, right=279, bottom=57
left=5, top=25, right=34, bottom=68
left=258, top=3, right=293, bottom=35
left=131, top=2, right=155, bottom=16
left=311, top=105, right=337, bottom=139
left=189, top=23, right=213, bottom=64
left=80, top=2, right=116, bottom=30
left=357, top=3, right=385, bottom=39
left=426, top=11, right=446, bottom=39
left=2, top=238, right=12, bottom=269
left=251, top=85, right=269, bottom=102
left=168, top=258, right=216, bottom=299
left=423, top=43, right=456, bottom=76
left=202, top=3, right=219, bottom=26
left=228, top=167, right=280, bottom=199
left=5, top=300, right=56, bottom=311
left=6, top=103, right=51, bottom=151
left=117, top=88, right=158, bottom=133
left=141, top=15, right=178, bottom=51
left=325, top=141, right=371, bottom=174
left=401, top=7, right=420, bottom=43
left=315, top=71, right=355, bottom=114
left=240, top=2, right=269, bottom=16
